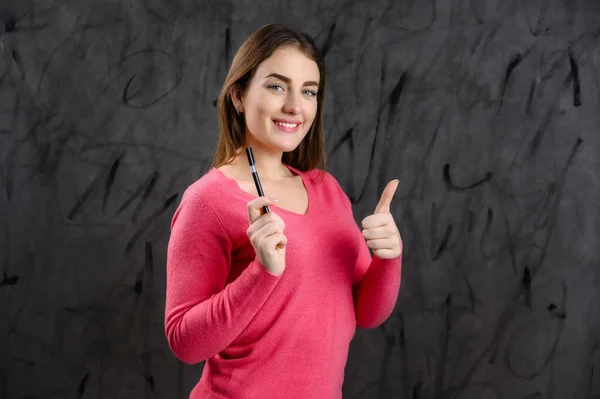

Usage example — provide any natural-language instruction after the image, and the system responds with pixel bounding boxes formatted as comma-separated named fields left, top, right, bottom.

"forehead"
left=254, top=46, right=320, bottom=83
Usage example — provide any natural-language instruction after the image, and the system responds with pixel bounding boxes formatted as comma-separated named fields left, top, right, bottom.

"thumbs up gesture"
left=361, top=180, right=403, bottom=259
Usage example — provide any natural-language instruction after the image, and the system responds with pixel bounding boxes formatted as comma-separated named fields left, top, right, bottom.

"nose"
left=282, top=92, right=301, bottom=115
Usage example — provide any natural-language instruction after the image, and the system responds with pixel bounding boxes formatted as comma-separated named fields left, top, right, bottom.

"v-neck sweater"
left=164, top=165, right=402, bottom=399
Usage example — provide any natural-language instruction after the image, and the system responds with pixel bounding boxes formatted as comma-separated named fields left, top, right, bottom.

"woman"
left=165, top=24, right=403, bottom=399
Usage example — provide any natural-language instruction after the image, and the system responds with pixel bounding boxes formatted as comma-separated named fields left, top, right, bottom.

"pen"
left=245, top=147, right=270, bottom=214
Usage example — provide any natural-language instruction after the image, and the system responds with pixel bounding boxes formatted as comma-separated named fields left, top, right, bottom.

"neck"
left=232, top=146, right=289, bottom=181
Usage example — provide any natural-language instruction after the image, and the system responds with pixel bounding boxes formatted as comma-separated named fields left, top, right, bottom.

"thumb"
left=374, top=179, right=399, bottom=214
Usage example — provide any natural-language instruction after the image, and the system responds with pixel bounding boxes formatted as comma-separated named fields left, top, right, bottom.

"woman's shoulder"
left=182, top=168, right=222, bottom=196
left=178, top=168, right=239, bottom=209
left=172, top=168, right=247, bottom=231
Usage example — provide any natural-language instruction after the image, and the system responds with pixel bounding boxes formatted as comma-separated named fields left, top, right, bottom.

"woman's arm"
left=164, top=190, right=280, bottom=364
left=352, top=180, right=403, bottom=327
left=352, top=238, right=402, bottom=328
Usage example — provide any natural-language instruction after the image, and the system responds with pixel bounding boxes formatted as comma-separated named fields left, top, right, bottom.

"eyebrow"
left=264, top=73, right=319, bottom=88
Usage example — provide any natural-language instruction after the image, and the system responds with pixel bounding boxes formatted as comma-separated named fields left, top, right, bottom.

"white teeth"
left=275, top=121, right=299, bottom=128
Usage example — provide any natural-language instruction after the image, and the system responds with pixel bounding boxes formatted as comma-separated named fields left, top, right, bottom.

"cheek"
left=244, top=95, right=270, bottom=126
left=251, top=95, right=281, bottom=119
left=305, top=101, right=318, bottom=123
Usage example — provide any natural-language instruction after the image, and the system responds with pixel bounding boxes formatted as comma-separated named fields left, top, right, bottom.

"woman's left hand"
left=361, top=180, right=403, bottom=259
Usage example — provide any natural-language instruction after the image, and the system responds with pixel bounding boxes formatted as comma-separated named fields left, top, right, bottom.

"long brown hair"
left=211, top=24, right=327, bottom=177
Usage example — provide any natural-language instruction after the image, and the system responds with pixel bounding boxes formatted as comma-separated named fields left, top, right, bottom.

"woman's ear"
left=231, top=86, right=245, bottom=114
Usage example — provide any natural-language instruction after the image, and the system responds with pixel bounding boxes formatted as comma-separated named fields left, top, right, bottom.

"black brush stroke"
left=433, top=224, right=453, bottom=262
left=525, top=77, right=537, bottom=115
left=523, top=391, right=542, bottom=398
left=348, top=57, right=385, bottom=204
left=398, top=313, right=411, bottom=398
left=388, top=71, right=408, bottom=112
left=412, top=110, right=444, bottom=202
left=125, top=193, right=178, bottom=253
left=102, top=154, right=122, bottom=212
left=412, top=379, right=422, bottom=398
left=533, top=183, right=556, bottom=230
left=329, top=126, right=354, bottom=157
left=114, top=171, right=159, bottom=219
left=66, top=175, right=101, bottom=221
left=143, top=241, right=154, bottom=396
left=379, top=63, right=407, bottom=187
left=527, top=137, right=582, bottom=278
left=145, top=241, right=154, bottom=273
left=527, top=73, right=571, bottom=157
left=547, top=303, right=566, bottom=319
left=10, top=356, right=35, bottom=366
left=134, top=271, right=143, bottom=295
left=0, top=272, right=19, bottom=286
left=521, top=266, right=532, bottom=309
left=225, top=27, right=231, bottom=66
left=505, top=316, right=565, bottom=380
left=443, top=163, right=492, bottom=191
left=0, top=164, right=6, bottom=201
left=77, top=373, right=90, bottom=398
left=377, top=323, right=395, bottom=397
left=465, top=276, right=476, bottom=314
left=568, top=49, right=581, bottom=106
left=430, top=202, right=449, bottom=261
left=12, top=48, right=26, bottom=80
left=1, top=11, right=15, bottom=33
left=120, top=49, right=182, bottom=109
left=131, top=172, right=159, bottom=222
left=319, top=23, right=336, bottom=58
left=380, top=71, right=408, bottom=183
left=520, top=0, right=551, bottom=36
left=477, top=204, right=518, bottom=274
left=142, top=0, right=170, bottom=23
left=466, top=209, right=476, bottom=232
left=434, top=294, right=452, bottom=397
left=352, top=17, right=374, bottom=114
left=498, top=53, right=524, bottom=112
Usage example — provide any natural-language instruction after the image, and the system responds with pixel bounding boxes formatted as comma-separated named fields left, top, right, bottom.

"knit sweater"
left=164, top=164, right=402, bottom=399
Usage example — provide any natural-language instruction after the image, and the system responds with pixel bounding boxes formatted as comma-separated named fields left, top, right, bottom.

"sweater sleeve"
left=324, top=172, right=402, bottom=328
left=351, top=232, right=402, bottom=329
left=164, top=188, right=280, bottom=364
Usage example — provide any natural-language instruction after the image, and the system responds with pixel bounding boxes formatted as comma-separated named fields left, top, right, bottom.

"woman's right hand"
left=246, top=197, right=287, bottom=276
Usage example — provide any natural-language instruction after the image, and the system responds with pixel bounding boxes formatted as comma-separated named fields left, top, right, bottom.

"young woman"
left=165, top=24, right=403, bottom=398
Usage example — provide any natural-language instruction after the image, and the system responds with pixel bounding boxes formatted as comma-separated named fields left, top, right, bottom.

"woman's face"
left=235, top=45, right=320, bottom=155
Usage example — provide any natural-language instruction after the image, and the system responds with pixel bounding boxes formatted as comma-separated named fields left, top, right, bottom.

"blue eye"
left=303, top=90, right=317, bottom=97
left=268, top=84, right=284, bottom=91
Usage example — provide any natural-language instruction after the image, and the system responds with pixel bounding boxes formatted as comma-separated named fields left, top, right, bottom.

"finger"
left=247, top=212, right=284, bottom=234
left=248, top=219, right=282, bottom=242
left=365, top=238, right=395, bottom=250
left=247, top=197, right=279, bottom=225
left=361, top=213, right=394, bottom=229
left=374, top=179, right=399, bottom=214
left=258, top=231, right=287, bottom=252
left=373, top=248, right=400, bottom=259
left=362, top=225, right=396, bottom=240
left=267, top=233, right=287, bottom=250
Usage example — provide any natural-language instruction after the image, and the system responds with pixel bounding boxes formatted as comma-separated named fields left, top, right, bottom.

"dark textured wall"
left=1, top=1, right=599, bottom=398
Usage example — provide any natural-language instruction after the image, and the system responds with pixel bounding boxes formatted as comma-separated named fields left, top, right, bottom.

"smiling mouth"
left=274, top=120, right=300, bottom=128
left=273, top=119, right=302, bottom=133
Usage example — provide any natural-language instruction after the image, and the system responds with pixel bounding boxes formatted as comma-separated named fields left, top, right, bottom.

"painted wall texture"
left=1, top=1, right=599, bottom=398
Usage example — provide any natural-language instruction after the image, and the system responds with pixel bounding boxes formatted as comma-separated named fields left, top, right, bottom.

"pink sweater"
left=164, top=164, right=402, bottom=399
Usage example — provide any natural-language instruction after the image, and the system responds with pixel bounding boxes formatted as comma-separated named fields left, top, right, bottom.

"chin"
left=267, top=133, right=307, bottom=152
left=271, top=141, right=301, bottom=154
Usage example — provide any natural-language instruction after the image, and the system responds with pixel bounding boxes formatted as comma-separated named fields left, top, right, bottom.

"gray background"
left=1, top=1, right=600, bottom=398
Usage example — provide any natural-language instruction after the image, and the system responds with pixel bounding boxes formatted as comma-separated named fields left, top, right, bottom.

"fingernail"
left=270, top=197, right=279, bottom=202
